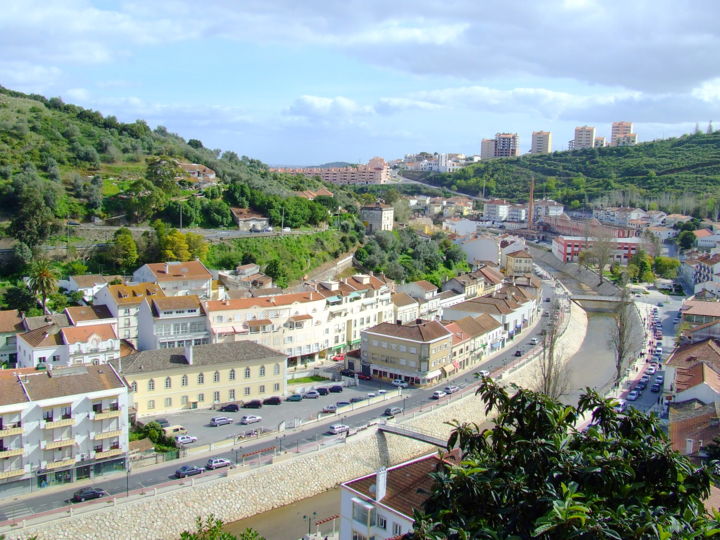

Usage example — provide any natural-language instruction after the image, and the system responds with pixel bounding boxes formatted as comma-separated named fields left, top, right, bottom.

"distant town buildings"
left=271, top=157, right=389, bottom=185
left=573, top=125, right=596, bottom=150
left=480, top=138, right=496, bottom=160
left=494, top=133, right=520, bottom=158
left=360, top=203, right=394, bottom=234
left=530, top=131, right=552, bottom=154
left=611, top=121, right=636, bottom=146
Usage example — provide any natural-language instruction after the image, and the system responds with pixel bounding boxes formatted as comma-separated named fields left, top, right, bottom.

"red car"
left=332, top=354, right=345, bottom=362
left=357, top=373, right=372, bottom=381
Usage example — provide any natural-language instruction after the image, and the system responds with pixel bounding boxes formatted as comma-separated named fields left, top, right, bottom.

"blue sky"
left=2, top=0, right=720, bottom=165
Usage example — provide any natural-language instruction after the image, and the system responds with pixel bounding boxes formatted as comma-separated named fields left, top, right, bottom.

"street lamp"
left=126, top=460, right=131, bottom=498
left=303, top=512, right=317, bottom=535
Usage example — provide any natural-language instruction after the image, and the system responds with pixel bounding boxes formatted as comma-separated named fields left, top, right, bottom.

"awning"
left=348, top=291, right=362, bottom=300
left=326, top=296, right=342, bottom=303
left=288, top=314, right=312, bottom=322
left=425, top=369, right=442, bottom=379
left=452, top=360, right=460, bottom=370
left=247, top=319, right=272, bottom=327
left=442, top=364, right=455, bottom=376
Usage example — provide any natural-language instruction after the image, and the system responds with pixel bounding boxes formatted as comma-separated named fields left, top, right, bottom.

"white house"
left=132, top=261, right=213, bottom=299
left=458, top=235, right=501, bottom=266
left=58, top=275, right=122, bottom=303
left=137, top=295, right=210, bottom=351
left=442, top=218, right=478, bottom=237
left=94, top=282, right=165, bottom=347
left=396, top=281, right=443, bottom=320
left=673, top=362, right=720, bottom=404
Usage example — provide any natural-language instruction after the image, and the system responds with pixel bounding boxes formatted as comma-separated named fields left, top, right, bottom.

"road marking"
left=0, top=500, right=33, bottom=521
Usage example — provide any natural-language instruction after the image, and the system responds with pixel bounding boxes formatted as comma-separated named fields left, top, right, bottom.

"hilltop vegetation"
left=0, top=86, right=359, bottom=251
left=423, top=131, right=720, bottom=214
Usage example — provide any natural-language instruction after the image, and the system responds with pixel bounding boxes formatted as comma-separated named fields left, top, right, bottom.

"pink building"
left=552, top=235, right=643, bottom=263
left=271, top=157, right=389, bottom=185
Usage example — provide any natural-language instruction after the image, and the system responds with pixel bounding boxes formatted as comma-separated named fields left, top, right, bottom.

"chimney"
left=416, top=319, right=422, bottom=325
left=164, top=263, right=169, bottom=274
left=375, top=467, right=387, bottom=502
left=396, top=320, right=402, bottom=325
left=185, top=344, right=193, bottom=365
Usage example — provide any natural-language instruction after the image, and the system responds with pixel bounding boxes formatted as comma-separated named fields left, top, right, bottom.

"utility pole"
left=179, top=202, right=183, bottom=231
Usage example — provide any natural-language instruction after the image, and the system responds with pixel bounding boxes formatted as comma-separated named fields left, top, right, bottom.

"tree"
left=161, top=229, right=191, bottom=261
left=264, top=259, right=288, bottom=288
left=3, top=286, right=39, bottom=313
left=410, top=379, right=719, bottom=539
left=185, top=232, right=208, bottom=261
left=146, top=156, right=182, bottom=192
left=608, top=287, right=638, bottom=386
left=535, top=302, right=568, bottom=399
left=589, top=227, right=615, bottom=285
left=179, top=514, right=264, bottom=540
left=109, top=227, right=139, bottom=271
left=654, top=256, right=681, bottom=279
left=678, top=230, right=698, bottom=251
left=27, top=259, right=58, bottom=314
left=126, top=179, right=167, bottom=223
left=9, top=189, right=59, bottom=249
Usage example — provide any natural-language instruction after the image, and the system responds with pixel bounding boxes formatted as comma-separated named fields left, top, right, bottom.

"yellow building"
left=504, top=249, right=534, bottom=277
left=110, top=342, right=286, bottom=417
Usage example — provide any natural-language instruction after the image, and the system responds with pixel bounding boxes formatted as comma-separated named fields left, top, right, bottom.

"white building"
left=458, top=235, right=502, bottom=266
left=573, top=125, right=596, bottom=149
left=137, top=295, right=210, bottom=351
left=396, top=280, right=443, bottom=320
left=94, top=282, right=165, bottom=347
left=0, top=365, right=128, bottom=495
left=442, top=218, right=478, bottom=236
left=530, top=131, right=552, bottom=154
left=58, top=275, right=123, bottom=303
left=132, top=261, right=213, bottom=299
left=533, top=199, right=564, bottom=219
left=483, top=199, right=510, bottom=221
left=507, top=205, right=527, bottom=223
left=360, top=204, right=394, bottom=234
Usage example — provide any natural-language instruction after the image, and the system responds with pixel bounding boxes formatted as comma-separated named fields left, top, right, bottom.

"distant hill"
left=317, top=162, right=354, bottom=168
left=423, top=132, right=720, bottom=211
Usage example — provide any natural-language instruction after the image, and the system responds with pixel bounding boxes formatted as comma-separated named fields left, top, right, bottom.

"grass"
left=288, top=375, right=329, bottom=384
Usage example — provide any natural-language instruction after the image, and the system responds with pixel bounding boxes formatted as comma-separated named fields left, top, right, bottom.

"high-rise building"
left=611, top=121, right=634, bottom=146
left=530, top=131, right=552, bottom=154
left=573, top=126, right=596, bottom=150
left=494, top=133, right=519, bottom=157
left=615, top=133, right=638, bottom=147
left=480, top=139, right=496, bottom=160
left=594, top=136, right=607, bottom=148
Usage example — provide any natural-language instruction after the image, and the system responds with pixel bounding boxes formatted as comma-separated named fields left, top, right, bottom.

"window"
left=130, top=381, right=137, bottom=392
left=273, top=363, right=280, bottom=375
left=148, top=379, right=155, bottom=391
left=198, top=393, right=205, bottom=402
left=244, top=387, right=251, bottom=396
left=229, top=369, right=236, bottom=381
left=213, top=391, right=220, bottom=402
left=181, top=374, right=188, bottom=387
left=259, top=366, right=266, bottom=377
left=352, top=500, right=375, bottom=526
left=165, top=397, right=172, bottom=407
left=147, top=400, right=155, bottom=410
left=213, top=371, right=220, bottom=383
left=273, top=383, right=280, bottom=391
left=181, top=395, right=189, bottom=404
left=259, top=385, right=265, bottom=394
left=164, top=377, right=172, bottom=389
left=376, top=514, right=386, bottom=530
left=61, top=406, right=71, bottom=419
left=244, top=367, right=251, bottom=378
left=197, top=373, right=205, bottom=385
left=351, top=532, right=372, bottom=540
left=392, top=523, right=402, bottom=536
left=43, top=409, right=53, bottom=423
left=229, top=389, right=235, bottom=400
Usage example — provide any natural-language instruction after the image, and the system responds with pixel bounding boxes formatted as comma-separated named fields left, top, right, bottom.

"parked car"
left=650, top=384, right=661, bottom=393
left=432, top=390, right=447, bottom=399
left=262, top=396, right=281, bottom=405
left=243, top=400, right=263, bottom=408
left=392, top=379, right=409, bottom=388
left=357, top=373, right=372, bottom=381
left=218, top=403, right=240, bottom=412
left=350, top=396, right=364, bottom=403
left=384, top=406, right=403, bottom=416
left=329, top=385, right=344, bottom=393
left=286, top=394, right=303, bottom=402
left=646, top=366, right=657, bottom=375
left=514, top=350, right=523, bottom=357
left=71, top=487, right=109, bottom=502
left=322, top=404, right=337, bottom=413
left=328, top=424, right=349, bottom=434
left=282, top=227, right=291, bottom=233
left=206, top=458, right=232, bottom=470
left=478, top=370, right=490, bottom=377
left=154, top=418, right=170, bottom=428
left=304, top=390, right=320, bottom=399
left=655, top=374, right=665, bottom=384
left=340, top=369, right=355, bottom=377
left=530, top=337, right=539, bottom=345
left=640, top=375, right=650, bottom=383
left=176, top=434, right=198, bottom=445
left=636, top=381, right=647, bottom=390
left=444, top=385, right=460, bottom=394
left=332, top=354, right=345, bottom=362
left=240, top=415, right=262, bottom=424
left=209, top=416, right=233, bottom=426
left=175, top=465, right=204, bottom=478
left=627, top=390, right=639, bottom=401
left=612, top=399, right=627, bottom=413
left=336, top=401, right=351, bottom=408
left=316, top=387, right=329, bottom=396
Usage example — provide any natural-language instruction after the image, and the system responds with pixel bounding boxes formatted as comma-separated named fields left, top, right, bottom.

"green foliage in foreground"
left=180, top=515, right=264, bottom=540
left=411, top=379, right=720, bottom=539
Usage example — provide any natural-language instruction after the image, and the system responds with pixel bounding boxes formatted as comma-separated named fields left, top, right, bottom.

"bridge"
left=378, top=423, right=447, bottom=448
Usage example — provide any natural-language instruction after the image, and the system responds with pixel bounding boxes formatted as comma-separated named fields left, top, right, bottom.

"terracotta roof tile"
left=0, top=309, right=23, bottom=333
left=106, top=282, right=165, bottom=305
left=61, top=324, right=118, bottom=345
left=144, top=261, right=212, bottom=282
left=666, top=339, right=720, bottom=370
left=64, top=305, right=114, bottom=324
left=364, top=320, right=451, bottom=342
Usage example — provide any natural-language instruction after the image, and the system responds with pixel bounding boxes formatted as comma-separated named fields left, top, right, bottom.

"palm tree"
left=27, top=259, right=58, bottom=314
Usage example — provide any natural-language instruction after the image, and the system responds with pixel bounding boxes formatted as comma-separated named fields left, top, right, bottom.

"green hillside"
left=0, top=86, right=359, bottom=248
left=423, top=132, right=720, bottom=213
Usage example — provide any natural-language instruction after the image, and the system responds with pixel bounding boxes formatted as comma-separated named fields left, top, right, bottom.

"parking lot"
left=143, top=378, right=408, bottom=444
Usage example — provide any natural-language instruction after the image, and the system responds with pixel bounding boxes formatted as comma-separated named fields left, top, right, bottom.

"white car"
left=444, top=385, right=460, bottom=394
left=392, top=379, right=409, bottom=388
left=328, top=424, right=349, bottom=434
left=646, top=366, right=657, bottom=375
left=478, top=370, right=490, bottom=378
left=239, top=415, right=262, bottom=425
left=210, top=416, right=233, bottom=426
left=431, top=390, right=447, bottom=399
left=627, top=390, right=639, bottom=401
left=175, top=434, right=198, bottom=445
left=530, top=337, right=539, bottom=345
left=206, top=457, right=232, bottom=470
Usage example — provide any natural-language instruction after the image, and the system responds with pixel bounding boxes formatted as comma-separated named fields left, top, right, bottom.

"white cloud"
left=65, top=88, right=90, bottom=101
left=285, top=95, right=373, bottom=121
left=0, top=61, right=62, bottom=91
left=692, top=78, right=720, bottom=103
left=375, top=97, right=443, bottom=115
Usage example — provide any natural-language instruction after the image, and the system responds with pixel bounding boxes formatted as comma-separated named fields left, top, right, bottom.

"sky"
left=2, top=0, right=720, bottom=166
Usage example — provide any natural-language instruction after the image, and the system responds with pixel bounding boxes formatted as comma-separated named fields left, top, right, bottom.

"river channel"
left=224, top=312, right=617, bottom=540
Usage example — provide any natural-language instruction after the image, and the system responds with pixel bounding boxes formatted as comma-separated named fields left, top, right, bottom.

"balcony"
left=46, top=458, right=75, bottom=470
left=0, top=424, right=23, bottom=437
left=94, top=448, right=123, bottom=460
left=92, top=409, right=121, bottom=421
left=93, top=429, right=123, bottom=441
left=42, top=417, right=75, bottom=429
left=42, top=438, right=75, bottom=450
left=0, top=448, right=23, bottom=459
left=0, top=467, right=25, bottom=480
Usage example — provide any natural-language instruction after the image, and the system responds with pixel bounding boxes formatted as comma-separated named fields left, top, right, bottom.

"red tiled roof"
left=61, top=324, right=118, bottom=345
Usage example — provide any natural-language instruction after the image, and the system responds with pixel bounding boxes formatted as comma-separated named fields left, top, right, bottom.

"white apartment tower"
left=573, top=126, right=596, bottom=150
left=480, top=139, right=496, bottom=160
left=530, top=131, right=552, bottom=154
left=611, top=121, right=634, bottom=146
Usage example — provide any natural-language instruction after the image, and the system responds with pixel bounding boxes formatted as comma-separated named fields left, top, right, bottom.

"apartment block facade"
left=137, top=295, right=210, bottom=351
left=360, top=203, right=394, bottom=233
left=573, top=125, right=596, bottom=149
left=493, top=133, right=519, bottom=157
left=0, top=365, right=128, bottom=496
left=270, top=157, right=389, bottom=185
left=94, top=282, right=165, bottom=347
left=132, top=261, right=213, bottom=299
left=530, top=131, right=552, bottom=154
